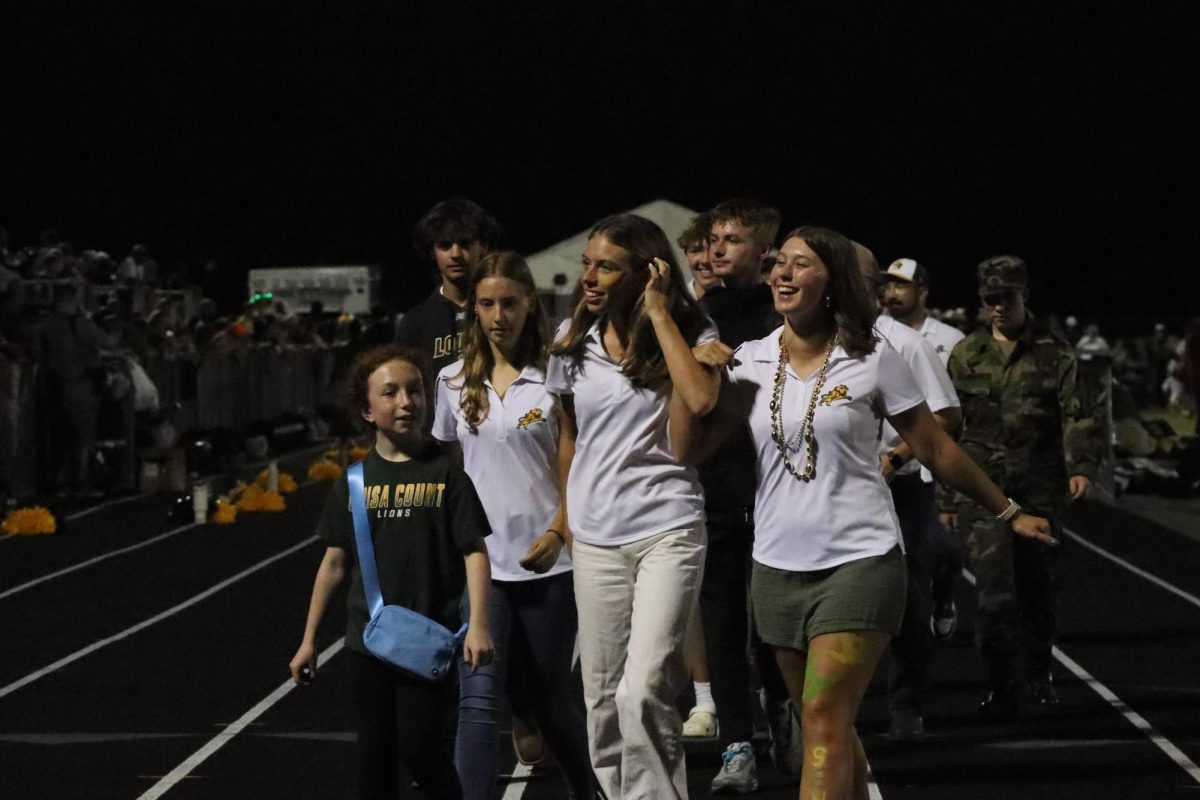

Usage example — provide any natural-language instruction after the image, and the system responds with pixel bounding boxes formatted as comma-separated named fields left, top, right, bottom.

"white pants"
left=572, top=525, right=707, bottom=800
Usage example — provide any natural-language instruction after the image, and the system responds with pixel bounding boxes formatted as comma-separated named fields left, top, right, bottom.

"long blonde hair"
left=454, top=252, right=550, bottom=432
left=550, top=214, right=710, bottom=388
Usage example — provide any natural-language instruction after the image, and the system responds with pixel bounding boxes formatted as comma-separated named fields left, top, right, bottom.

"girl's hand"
left=519, top=531, right=564, bottom=574
left=463, top=627, right=494, bottom=673
left=692, top=341, right=735, bottom=369
left=289, top=642, right=317, bottom=684
left=1011, top=513, right=1059, bottom=546
left=642, top=257, right=672, bottom=320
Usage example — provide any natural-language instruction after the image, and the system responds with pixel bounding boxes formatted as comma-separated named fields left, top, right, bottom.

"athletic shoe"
left=711, top=741, right=758, bottom=794
left=930, top=600, right=958, bottom=640
left=765, top=698, right=803, bottom=776
left=681, top=706, right=719, bottom=738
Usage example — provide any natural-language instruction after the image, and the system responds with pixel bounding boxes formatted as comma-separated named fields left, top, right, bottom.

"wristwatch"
left=886, top=451, right=905, bottom=471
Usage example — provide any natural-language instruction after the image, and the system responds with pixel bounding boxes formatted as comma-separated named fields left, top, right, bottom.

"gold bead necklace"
left=769, top=332, right=835, bottom=482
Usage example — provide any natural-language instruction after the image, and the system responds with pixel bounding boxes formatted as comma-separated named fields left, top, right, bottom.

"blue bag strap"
left=347, top=461, right=384, bottom=619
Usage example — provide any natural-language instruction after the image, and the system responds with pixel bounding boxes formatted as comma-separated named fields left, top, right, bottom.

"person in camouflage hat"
left=947, top=254, right=1103, bottom=719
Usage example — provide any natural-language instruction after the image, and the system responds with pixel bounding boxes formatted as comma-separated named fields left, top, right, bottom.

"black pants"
left=700, top=527, right=788, bottom=741
left=887, top=475, right=942, bottom=713
left=348, top=649, right=463, bottom=800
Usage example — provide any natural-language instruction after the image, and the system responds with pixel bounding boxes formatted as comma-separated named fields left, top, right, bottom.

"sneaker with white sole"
left=681, top=706, right=719, bottom=738
left=930, top=600, right=958, bottom=640
left=711, top=741, right=758, bottom=794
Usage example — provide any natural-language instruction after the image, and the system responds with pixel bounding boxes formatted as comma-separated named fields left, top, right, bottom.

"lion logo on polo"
left=517, top=407, right=547, bottom=430
left=819, top=385, right=852, bottom=406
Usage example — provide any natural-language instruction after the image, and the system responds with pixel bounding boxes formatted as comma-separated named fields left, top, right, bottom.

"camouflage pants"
left=957, top=502, right=1061, bottom=680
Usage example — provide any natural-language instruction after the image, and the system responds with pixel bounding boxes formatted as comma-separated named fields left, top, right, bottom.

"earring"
left=824, top=295, right=833, bottom=309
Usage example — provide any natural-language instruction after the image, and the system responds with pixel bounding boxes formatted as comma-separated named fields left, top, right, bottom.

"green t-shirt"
left=318, top=447, right=490, bottom=656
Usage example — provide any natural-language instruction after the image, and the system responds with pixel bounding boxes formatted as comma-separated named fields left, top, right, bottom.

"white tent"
left=526, top=198, right=700, bottom=296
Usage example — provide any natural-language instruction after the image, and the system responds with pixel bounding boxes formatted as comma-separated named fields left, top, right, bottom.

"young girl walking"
left=290, top=345, right=494, bottom=800
left=433, top=252, right=595, bottom=799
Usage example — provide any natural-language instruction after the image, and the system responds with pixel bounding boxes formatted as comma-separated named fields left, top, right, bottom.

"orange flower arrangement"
left=2, top=506, right=57, bottom=535
left=255, top=469, right=298, bottom=494
left=214, top=499, right=238, bottom=525
left=308, top=459, right=343, bottom=481
left=349, top=445, right=370, bottom=462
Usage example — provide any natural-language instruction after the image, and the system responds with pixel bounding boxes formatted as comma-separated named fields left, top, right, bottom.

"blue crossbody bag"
left=348, top=460, right=467, bottom=681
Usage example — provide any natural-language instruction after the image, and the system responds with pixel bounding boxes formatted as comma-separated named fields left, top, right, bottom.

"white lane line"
left=0, top=478, right=329, bottom=601
left=136, top=638, right=344, bottom=800
left=0, top=536, right=319, bottom=700
left=0, top=524, right=196, bottom=602
left=1062, top=526, right=1200, bottom=611
left=868, top=768, right=883, bottom=800
left=64, top=493, right=145, bottom=522
left=1051, top=646, right=1200, bottom=784
left=500, top=763, right=532, bottom=800
left=961, top=569, right=1200, bottom=786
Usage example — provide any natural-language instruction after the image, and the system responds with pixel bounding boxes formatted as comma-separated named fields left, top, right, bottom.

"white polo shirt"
left=433, top=360, right=571, bottom=582
left=723, top=328, right=924, bottom=571
left=875, top=315, right=960, bottom=480
left=546, top=319, right=718, bottom=546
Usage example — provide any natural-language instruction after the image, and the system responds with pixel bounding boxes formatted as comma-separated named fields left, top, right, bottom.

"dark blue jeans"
left=455, top=571, right=594, bottom=800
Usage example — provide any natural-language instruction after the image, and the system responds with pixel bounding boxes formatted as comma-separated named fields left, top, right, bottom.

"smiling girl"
left=547, top=214, right=718, bottom=799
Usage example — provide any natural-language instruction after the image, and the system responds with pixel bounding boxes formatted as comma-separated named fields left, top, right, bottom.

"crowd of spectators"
left=0, top=225, right=375, bottom=499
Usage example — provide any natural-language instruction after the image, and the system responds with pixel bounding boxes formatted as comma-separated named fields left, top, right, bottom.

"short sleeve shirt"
left=875, top=315, right=960, bottom=479
left=723, top=328, right=924, bottom=571
left=318, top=448, right=490, bottom=656
left=432, top=359, right=571, bottom=582
left=918, top=316, right=966, bottom=367
left=546, top=319, right=718, bottom=546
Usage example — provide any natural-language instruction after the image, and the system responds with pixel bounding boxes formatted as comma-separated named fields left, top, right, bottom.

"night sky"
left=2, top=4, right=1197, bottom=332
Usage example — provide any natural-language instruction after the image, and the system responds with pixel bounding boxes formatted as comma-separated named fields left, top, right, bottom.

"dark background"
left=2, top=3, right=1196, bottom=332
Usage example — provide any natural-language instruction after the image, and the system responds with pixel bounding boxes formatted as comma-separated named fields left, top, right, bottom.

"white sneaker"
left=681, top=706, right=719, bottom=738
left=711, top=741, right=758, bottom=794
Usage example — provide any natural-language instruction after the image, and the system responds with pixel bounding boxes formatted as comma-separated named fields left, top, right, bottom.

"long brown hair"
left=452, top=251, right=550, bottom=432
left=550, top=214, right=710, bottom=388
left=780, top=226, right=878, bottom=358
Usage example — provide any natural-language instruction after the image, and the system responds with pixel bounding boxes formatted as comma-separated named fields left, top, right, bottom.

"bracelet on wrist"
left=546, top=529, right=566, bottom=545
left=996, top=498, right=1022, bottom=523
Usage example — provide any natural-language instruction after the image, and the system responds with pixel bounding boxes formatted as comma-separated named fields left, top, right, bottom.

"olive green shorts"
left=751, top=546, right=907, bottom=651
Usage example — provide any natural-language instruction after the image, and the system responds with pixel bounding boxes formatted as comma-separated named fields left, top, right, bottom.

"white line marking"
left=0, top=537, right=319, bottom=700
left=501, top=763, right=532, bottom=800
left=64, top=493, right=144, bottom=522
left=136, top=638, right=344, bottom=800
left=0, top=478, right=328, bottom=601
left=1052, top=646, right=1200, bottom=784
left=0, top=524, right=196, bottom=602
left=1062, top=526, right=1200, bottom=611
left=961, top=568, right=1200, bottom=786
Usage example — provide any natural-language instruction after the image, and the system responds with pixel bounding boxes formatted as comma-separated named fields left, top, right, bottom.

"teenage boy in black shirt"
left=396, top=198, right=501, bottom=376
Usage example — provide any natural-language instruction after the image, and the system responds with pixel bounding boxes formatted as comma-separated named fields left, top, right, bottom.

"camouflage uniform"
left=948, top=305, right=1103, bottom=683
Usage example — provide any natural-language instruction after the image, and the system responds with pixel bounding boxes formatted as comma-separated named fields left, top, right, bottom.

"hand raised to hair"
left=642, top=257, right=672, bottom=320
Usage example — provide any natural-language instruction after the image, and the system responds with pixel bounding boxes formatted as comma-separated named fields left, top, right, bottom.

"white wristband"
left=996, top=498, right=1022, bottom=522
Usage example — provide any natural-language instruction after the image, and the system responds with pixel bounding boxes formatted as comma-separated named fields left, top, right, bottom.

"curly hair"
left=347, top=344, right=429, bottom=417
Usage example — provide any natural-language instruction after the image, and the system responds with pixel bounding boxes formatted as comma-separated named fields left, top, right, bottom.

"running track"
left=2, top=473, right=1197, bottom=799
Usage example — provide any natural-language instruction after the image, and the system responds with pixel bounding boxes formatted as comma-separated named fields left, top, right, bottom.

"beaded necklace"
left=769, top=332, right=836, bottom=482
